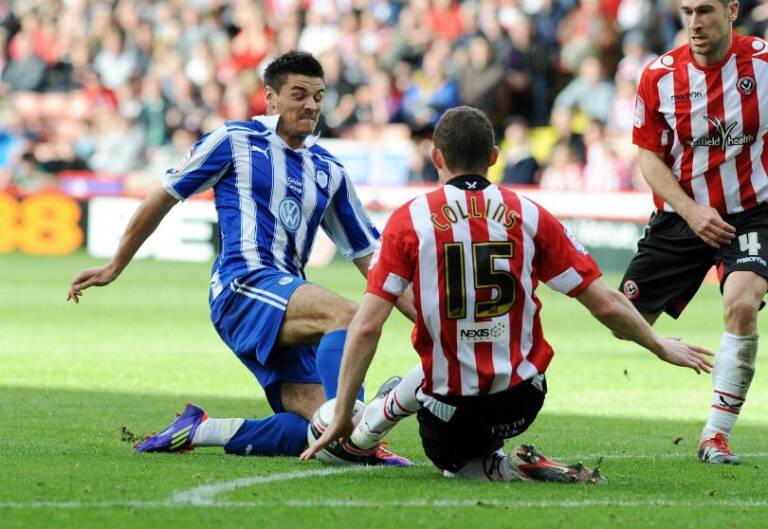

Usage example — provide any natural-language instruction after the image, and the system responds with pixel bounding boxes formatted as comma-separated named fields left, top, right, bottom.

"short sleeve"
left=366, top=204, right=418, bottom=303
left=534, top=205, right=602, bottom=297
left=163, top=125, right=232, bottom=200
left=321, top=165, right=380, bottom=260
left=632, top=67, right=669, bottom=153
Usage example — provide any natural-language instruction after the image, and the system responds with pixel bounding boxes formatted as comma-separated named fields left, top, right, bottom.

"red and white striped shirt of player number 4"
left=366, top=181, right=601, bottom=397
left=634, top=33, right=768, bottom=215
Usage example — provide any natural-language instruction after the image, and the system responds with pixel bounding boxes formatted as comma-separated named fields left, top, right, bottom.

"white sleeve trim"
left=162, top=184, right=185, bottom=201
left=382, top=272, right=409, bottom=297
left=545, top=266, right=583, bottom=294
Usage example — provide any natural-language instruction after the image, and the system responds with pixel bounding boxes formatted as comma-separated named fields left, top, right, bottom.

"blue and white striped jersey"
left=163, top=115, right=380, bottom=297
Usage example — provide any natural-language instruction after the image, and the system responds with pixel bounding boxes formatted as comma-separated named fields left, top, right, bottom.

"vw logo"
left=278, top=197, right=302, bottom=232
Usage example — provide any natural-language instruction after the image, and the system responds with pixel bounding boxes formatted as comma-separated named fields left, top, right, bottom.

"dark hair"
left=433, top=106, right=495, bottom=173
left=263, top=51, right=324, bottom=92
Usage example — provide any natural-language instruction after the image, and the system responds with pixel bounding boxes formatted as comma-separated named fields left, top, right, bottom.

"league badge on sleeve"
left=173, top=146, right=195, bottom=174
left=633, top=96, right=646, bottom=128
left=564, top=227, right=588, bottom=254
left=316, top=170, right=329, bottom=189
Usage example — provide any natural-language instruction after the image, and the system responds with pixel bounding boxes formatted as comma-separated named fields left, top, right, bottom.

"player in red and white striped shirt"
left=303, top=107, right=712, bottom=482
left=622, top=0, right=768, bottom=464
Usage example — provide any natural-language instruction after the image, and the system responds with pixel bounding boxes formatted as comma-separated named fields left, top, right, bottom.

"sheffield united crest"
left=737, top=76, right=755, bottom=96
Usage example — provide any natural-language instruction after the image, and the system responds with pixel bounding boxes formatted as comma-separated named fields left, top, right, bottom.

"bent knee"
left=281, top=383, right=326, bottom=420
left=328, top=299, right=359, bottom=329
left=341, top=299, right=359, bottom=326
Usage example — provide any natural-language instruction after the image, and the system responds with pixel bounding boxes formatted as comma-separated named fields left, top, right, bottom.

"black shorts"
left=620, top=204, right=768, bottom=318
left=416, top=376, right=546, bottom=473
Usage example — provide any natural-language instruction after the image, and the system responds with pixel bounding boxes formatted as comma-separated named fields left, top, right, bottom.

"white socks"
left=701, top=333, right=757, bottom=441
left=350, top=364, right=423, bottom=449
left=445, top=449, right=527, bottom=482
left=191, top=418, right=245, bottom=447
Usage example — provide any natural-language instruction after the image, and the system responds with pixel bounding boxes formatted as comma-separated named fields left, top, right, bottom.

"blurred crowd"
left=2, top=0, right=768, bottom=194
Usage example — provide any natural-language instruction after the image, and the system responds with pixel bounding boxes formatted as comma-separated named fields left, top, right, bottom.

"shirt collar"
left=252, top=114, right=321, bottom=150
left=444, top=174, right=491, bottom=190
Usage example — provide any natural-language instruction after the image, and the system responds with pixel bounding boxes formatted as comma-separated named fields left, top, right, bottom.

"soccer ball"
left=307, top=398, right=372, bottom=465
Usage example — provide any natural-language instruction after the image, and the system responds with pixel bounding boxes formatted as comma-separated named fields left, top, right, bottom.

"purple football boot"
left=134, top=403, right=208, bottom=453
left=368, top=443, right=413, bottom=466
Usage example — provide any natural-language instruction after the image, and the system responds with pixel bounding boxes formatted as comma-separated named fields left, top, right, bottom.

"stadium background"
left=10, top=0, right=765, bottom=269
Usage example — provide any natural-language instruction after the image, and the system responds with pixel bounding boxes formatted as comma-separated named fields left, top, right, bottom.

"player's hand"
left=655, top=336, right=714, bottom=374
left=66, top=264, right=119, bottom=303
left=299, top=414, right=355, bottom=461
left=682, top=203, right=736, bottom=248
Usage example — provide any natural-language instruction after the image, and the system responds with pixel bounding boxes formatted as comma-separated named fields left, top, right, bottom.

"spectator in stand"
left=539, top=142, right=583, bottom=191
left=608, top=77, right=639, bottom=134
left=505, top=12, right=552, bottom=126
left=477, top=8, right=510, bottom=62
left=582, top=119, right=631, bottom=191
left=491, top=116, right=541, bottom=186
left=615, top=30, right=656, bottom=85
left=92, top=26, right=136, bottom=89
left=532, top=0, right=568, bottom=55
left=80, top=67, right=118, bottom=114
left=401, top=44, right=460, bottom=132
left=8, top=9, right=60, bottom=66
left=230, top=2, right=273, bottom=72
left=557, top=0, right=620, bottom=74
left=88, top=112, right=145, bottom=175
left=547, top=106, right=586, bottom=164
left=426, top=0, right=463, bottom=40
left=1, top=32, right=45, bottom=92
left=553, top=56, right=615, bottom=124
left=139, top=76, right=169, bottom=147
left=379, top=4, right=431, bottom=69
left=456, top=35, right=505, bottom=126
left=298, top=10, right=338, bottom=58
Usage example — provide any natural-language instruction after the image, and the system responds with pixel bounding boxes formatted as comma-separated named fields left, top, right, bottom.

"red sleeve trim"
left=632, top=135, right=664, bottom=153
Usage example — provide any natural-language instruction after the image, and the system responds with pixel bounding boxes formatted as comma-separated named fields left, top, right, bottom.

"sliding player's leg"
left=133, top=402, right=308, bottom=456
left=133, top=346, right=319, bottom=456
left=277, top=281, right=365, bottom=402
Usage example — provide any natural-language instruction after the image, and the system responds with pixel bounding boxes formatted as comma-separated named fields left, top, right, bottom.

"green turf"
left=1, top=251, right=766, bottom=529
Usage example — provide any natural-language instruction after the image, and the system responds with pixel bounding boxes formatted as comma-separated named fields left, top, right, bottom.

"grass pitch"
left=1, top=251, right=766, bottom=529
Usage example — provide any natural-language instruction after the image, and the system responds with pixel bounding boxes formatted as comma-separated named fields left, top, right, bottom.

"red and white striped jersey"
left=366, top=177, right=601, bottom=397
left=633, top=33, right=768, bottom=215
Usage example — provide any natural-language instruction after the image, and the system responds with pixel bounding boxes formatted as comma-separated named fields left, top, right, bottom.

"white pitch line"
left=4, top=452, right=768, bottom=512
left=169, top=465, right=377, bottom=505
left=3, top=498, right=768, bottom=510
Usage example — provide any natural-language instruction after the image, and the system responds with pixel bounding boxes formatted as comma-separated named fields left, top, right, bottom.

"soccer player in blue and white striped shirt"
left=67, top=51, right=414, bottom=464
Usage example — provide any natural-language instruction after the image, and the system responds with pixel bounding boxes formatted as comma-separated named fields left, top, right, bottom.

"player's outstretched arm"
left=66, top=188, right=179, bottom=303
left=638, top=148, right=735, bottom=248
left=300, top=293, right=395, bottom=460
left=576, top=279, right=714, bottom=374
